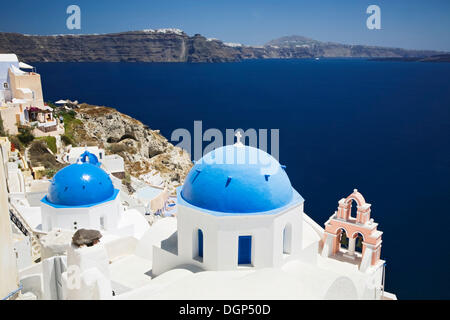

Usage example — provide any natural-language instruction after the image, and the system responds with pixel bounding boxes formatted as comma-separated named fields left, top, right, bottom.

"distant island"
left=0, top=30, right=445, bottom=63
left=370, top=54, right=450, bottom=63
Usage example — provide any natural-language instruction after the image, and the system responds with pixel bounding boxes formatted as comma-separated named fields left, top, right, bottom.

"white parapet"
left=62, top=243, right=113, bottom=300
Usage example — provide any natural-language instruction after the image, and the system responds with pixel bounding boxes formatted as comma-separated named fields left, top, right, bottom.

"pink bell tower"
left=321, top=189, right=384, bottom=272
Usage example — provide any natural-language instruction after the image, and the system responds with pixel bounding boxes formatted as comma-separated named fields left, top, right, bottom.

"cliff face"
left=265, top=35, right=443, bottom=58
left=371, top=54, right=450, bottom=62
left=71, top=104, right=192, bottom=192
left=0, top=31, right=241, bottom=63
left=0, top=31, right=443, bottom=63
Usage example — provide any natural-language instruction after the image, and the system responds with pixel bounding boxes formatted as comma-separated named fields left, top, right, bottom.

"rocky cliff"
left=265, top=35, right=443, bottom=58
left=370, top=53, right=450, bottom=63
left=0, top=31, right=241, bottom=63
left=70, top=103, right=192, bottom=192
left=0, top=31, right=443, bottom=63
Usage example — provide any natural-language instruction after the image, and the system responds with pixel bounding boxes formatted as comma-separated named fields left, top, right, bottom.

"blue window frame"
left=198, top=229, right=203, bottom=258
left=238, top=235, right=252, bottom=265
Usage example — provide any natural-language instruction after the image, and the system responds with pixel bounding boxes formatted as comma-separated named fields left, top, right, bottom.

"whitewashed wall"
left=0, top=140, right=20, bottom=299
left=153, top=201, right=306, bottom=275
left=41, top=197, right=122, bottom=232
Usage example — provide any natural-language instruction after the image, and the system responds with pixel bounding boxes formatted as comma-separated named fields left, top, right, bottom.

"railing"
left=1, top=284, right=23, bottom=300
left=36, top=125, right=57, bottom=133
left=9, top=202, right=41, bottom=262
left=37, top=120, right=57, bottom=128
left=9, top=209, right=29, bottom=236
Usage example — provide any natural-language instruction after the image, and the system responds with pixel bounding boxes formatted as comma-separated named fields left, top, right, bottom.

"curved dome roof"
left=181, top=145, right=294, bottom=214
left=45, top=163, right=116, bottom=207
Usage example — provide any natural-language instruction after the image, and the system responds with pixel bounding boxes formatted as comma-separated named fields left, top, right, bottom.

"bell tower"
left=321, top=189, right=383, bottom=272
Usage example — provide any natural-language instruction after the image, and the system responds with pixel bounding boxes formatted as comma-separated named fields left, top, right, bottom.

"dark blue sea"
left=35, top=59, right=450, bottom=299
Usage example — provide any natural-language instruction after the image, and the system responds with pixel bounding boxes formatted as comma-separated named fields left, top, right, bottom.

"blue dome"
left=181, top=145, right=295, bottom=214
left=78, top=151, right=99, bottom=166
left=44, top=163, right=116, bottom=207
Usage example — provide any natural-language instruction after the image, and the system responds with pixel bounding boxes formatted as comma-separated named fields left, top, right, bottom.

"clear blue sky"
left=1, top=0, right=449, bottom=51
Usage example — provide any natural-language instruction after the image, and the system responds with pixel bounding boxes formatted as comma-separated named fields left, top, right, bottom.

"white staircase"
left=9, top=204, right=41, bottom=262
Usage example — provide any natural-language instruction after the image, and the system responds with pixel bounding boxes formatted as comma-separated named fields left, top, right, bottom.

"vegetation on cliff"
left=0, top=116, right=5, bottom=136
left=28, top=140, right=65, bottom=177
left=67, top=103, right=193, bottom=192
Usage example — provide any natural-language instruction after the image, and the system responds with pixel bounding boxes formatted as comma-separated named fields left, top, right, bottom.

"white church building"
left=40, top=163, right=122, bottom=233
left=128, top=143, right=394, bottom=300
left=152, top=144, right=312, bottom=275
left=38, top=157, right=148, bottom=240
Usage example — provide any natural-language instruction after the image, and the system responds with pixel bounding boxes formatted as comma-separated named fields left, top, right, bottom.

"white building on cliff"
left=0, top=53, right=64, bottom=136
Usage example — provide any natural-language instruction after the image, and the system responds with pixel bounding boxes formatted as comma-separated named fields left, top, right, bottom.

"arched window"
left=198, top=229, right=203, bottom=258
left=283, top=224, right=292, bottom=254
left=350, top=199, right=358, bottom=218
left=192, top=228, right=204, bottom=262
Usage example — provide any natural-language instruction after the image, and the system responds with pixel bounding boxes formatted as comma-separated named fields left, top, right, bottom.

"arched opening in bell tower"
left=338, top=228, right=349, bottom=250
left=354, top=232, right=364, bottom=254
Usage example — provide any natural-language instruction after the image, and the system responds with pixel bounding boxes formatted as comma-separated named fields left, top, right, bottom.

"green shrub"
left=67, top=110, right=76, bottom=118
left=36, top=136, right=57, bottom=153
left=44, top=168, right=57, bottom=178
left=0, top=116, right=5, bottom=136
left=59, top=110, right=82, bottom=146
left=61, top=134, right=74, bottom=146
left=44, top=136, right=57, bottom=153
left=17, top=126, right=35, bottom=146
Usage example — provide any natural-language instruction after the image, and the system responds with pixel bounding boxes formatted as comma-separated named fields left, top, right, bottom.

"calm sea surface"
left=35, top=59, right=450, bottom=299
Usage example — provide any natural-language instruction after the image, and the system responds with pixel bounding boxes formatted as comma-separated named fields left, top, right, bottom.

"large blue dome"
left=44, top=163, right=117, bottom=207
left=181, top=145, right=295, bottom=214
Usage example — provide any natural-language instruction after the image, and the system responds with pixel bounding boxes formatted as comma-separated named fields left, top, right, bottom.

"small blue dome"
left=181, top=145, right=294, bottom=213
left=78, top=151, right=99, bottom=166
left=45, top=163, right=116, bottom=207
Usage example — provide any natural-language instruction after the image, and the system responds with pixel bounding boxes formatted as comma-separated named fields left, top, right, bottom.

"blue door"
left=198, top=229, right=203, bottom=258
left=238, top=235, right=252, bottom=265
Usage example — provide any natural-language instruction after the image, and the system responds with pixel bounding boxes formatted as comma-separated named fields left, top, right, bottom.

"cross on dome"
left=234, top=131, right=244, bottom=147
left=75, top=145, right=88, bottom=164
